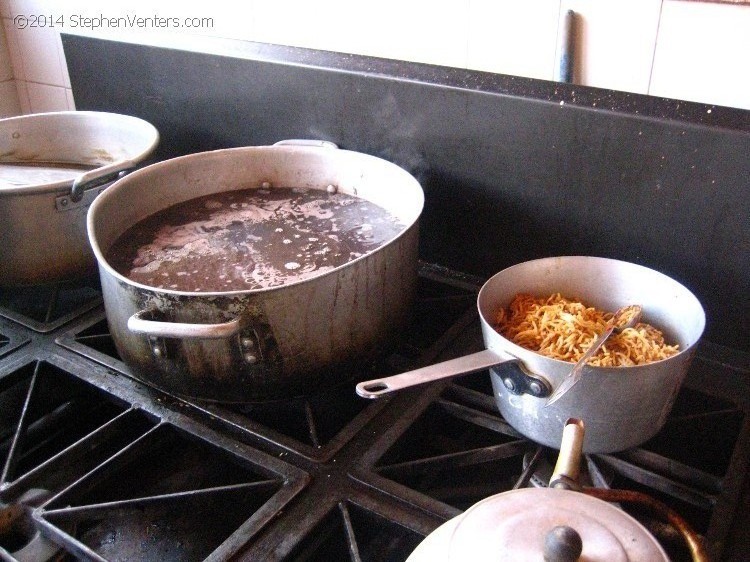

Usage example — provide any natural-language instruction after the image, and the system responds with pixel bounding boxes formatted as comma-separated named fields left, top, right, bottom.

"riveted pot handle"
left=272, top=139, right=338, bottom=149
left=70, top=157, right=140, bottom=202
left=127, top=310, right=245, bottom=340
left=356, top=350, right=554, bottom=399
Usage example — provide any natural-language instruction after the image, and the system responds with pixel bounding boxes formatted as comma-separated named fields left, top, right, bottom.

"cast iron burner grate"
left=56, top=264, right=482, bottom=461
left=284, top=501, right=424, bottom=561
left=0, top=359, right=308, bottom=561
left=0, top=323, right=29, bottom=360
left=0, top=277, right=101, bottom=333
left=1, top=262, right=749, bottom=561
left=57, top=311, right=382, bottom=460
left=350, top=342, right=750, bottom=562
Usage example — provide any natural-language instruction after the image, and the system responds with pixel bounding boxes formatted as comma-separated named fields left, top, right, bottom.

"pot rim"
left=0, top=110, right=160, bottom=196
left=87, top=143, right=424, bottom=297
left=477, top=255, right=706, bottom=371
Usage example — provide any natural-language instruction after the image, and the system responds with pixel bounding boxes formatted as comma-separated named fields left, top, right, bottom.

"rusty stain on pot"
left=90, top=148, right=116, bottom=162
left=1, top=148, right=113, bottom=165
left=1, top=150, right=41, bottom=161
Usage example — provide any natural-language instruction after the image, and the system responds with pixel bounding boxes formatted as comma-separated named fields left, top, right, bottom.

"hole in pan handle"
left=356, top=349, right=528, bottom=398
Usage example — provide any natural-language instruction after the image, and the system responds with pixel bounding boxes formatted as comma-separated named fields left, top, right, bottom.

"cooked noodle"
left=494, top=293, right=679, bottom=366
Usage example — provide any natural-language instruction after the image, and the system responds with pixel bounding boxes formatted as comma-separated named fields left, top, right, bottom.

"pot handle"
left=69, top=157, right=140, bottom=202
left=272, top=139, right=338, bottom=149
left=127, top=310, right=245, bottom=339
left=549, top=418, right=585, bottom=490
left=356, top=349, right=506, bottom=398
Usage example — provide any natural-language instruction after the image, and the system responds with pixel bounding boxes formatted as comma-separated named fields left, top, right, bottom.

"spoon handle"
left=545, top=324, right=615, bottom=406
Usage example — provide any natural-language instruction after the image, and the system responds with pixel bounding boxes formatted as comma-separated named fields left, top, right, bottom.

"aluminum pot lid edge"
left=407, top=488, right=669, bottom=562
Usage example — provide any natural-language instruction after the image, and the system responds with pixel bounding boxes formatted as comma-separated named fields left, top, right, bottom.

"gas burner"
left=0, top=277, right=101, bottom=333
left=56, top=311, right=409, bottom=461
left=0, top=488, right=61, bottom=562
left=285, top=501, right=425, bottom=560
left=353, top=340, right=750, bottom=562
left=34, top=424, right=297, bottom=561
left=203, top=380, right=383, bottom=459
left=0, top=359, right=308, bottom=561
left=56, top=268, right=481, bottom=462
left=0, top=361, right=129, bottom=487
left=357, top=387, right=537, bottom=515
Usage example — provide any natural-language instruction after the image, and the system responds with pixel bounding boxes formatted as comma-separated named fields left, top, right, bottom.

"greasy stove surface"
left=1, top=263, right=749, bottom=561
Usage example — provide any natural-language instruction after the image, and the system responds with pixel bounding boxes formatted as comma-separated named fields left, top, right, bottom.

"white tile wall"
left=1, top=0, right=75, bottom=113
left=560, top=0, right=663, bottom=94
left=0, top=0, right=749, bottom=118
left=0, top=79, right=20, bottom=116
left=14, top=75, right=27, bottom=112
left=466, top=0, right=560, bottom=80
left=250, top=0, right=471, bottom=68
left=0, top=17, right=12, bottom=80
left=26, top=80, right=68, bottom=112
left=1, top=18, right=20, bottom=72
left=0, top=7, right=20, bottom=116
left=13, top=23, right=61, bottom=83
left=650, top=0, right=750, bottom=108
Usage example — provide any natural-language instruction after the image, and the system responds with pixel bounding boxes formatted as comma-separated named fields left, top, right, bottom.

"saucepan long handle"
left=355, top=349, right=505, bottom=398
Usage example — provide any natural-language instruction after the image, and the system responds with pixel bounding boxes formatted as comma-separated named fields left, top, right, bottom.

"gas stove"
left=1, top=262, right=749, bottom=561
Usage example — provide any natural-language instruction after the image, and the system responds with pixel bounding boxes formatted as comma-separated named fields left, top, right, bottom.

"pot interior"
left=88, top=145, right=424, bottom=285
left=0, top=111, right=159, bottom=192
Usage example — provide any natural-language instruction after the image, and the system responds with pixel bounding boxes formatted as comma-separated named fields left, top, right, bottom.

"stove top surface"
left=1, top=263, right=749, bottom=561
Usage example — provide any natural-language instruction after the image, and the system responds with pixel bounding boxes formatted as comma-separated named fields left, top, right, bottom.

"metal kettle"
left=406, top=419, right=707, bottom=562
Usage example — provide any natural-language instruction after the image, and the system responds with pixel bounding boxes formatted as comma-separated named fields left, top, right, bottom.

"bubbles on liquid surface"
left=107, top=186, right=405, bottom=291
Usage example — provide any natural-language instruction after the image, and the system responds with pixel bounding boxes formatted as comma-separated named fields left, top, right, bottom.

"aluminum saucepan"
left=357, top=256, right=705, bottom=453
left=87, top=141, right=424, bottom=402
left=0, top=111, right=159, bottom=286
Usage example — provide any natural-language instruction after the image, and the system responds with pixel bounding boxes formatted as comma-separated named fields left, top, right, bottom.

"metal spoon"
left=545, top=304, right=643, bottom=406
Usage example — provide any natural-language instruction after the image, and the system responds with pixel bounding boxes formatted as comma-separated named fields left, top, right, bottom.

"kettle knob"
left=543, top=525, right=583, bottom=562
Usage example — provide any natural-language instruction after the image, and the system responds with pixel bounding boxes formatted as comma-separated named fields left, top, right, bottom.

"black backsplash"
left=62, top=34, right=750, bottom=352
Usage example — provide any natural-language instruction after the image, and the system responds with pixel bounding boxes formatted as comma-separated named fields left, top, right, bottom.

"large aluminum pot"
left=87, top=142, right=424, bottom=402
left=357, top=256, right=705, bottom=453
left=0, top=111, right=159, bottom=286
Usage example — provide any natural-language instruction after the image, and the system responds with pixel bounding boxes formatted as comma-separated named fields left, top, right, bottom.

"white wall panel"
left=0, top=0, right=748, bottom=116
left=651, top=0, right=750, bottom=110
left=467, top=0, right=560, bottom=80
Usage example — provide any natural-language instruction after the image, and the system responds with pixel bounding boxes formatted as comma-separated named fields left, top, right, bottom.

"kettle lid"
left=409, top=488, right=669, bottom=562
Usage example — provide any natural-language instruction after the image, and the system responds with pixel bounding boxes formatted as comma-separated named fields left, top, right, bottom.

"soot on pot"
left=105, top=186, right=405, bottom=292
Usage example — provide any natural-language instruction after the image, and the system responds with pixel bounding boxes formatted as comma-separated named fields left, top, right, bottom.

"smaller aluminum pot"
left=0, top=111, right=159, bottom=286
left=357, top=256, right=705, bottom=453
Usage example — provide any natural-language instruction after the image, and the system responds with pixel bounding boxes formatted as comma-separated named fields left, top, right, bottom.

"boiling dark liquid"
left=106, top=187, right=405, bottom=291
